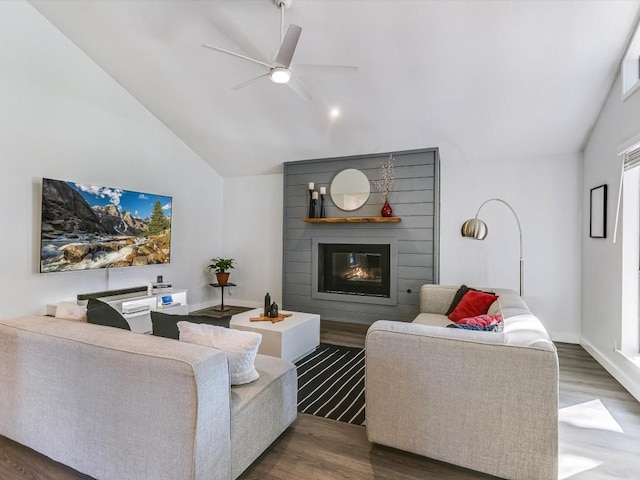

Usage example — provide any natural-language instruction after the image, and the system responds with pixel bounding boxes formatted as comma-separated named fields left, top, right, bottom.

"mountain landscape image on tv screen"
left=40, top=178, right=172, bottom=273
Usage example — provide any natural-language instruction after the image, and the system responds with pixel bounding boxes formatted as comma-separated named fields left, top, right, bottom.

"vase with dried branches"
left=373, top=155, right=395, bottom=217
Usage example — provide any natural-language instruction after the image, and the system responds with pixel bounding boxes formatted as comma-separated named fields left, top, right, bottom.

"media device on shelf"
left=161, top=295, right=174, bottom=306
left=152, top=283, right=173, bottom=293
left=39, top=178, right=172, bottom=273
left=122, top=304, right=151, bottom=315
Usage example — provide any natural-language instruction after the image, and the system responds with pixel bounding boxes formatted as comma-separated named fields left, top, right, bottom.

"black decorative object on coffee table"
left=268, top=302, right=279, bottom=318
left=264, top=292, right=271, bottom=316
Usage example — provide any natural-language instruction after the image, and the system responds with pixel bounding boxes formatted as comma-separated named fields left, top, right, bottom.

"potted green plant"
left=207, top=257, right=236, bottom=286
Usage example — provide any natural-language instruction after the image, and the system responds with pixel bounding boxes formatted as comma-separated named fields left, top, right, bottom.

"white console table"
left=47, top=289, right=188, bottom=334
left=103, top=289, right=188, bottom=334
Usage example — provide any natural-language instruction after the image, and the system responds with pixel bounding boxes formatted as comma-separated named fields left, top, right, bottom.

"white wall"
left=224, top=150, right=582, bottom=342
left=582, top=74, right=640, bottom=401
left=439, top=151, right=582, bottom=342
left=222, top=175, right=284, bottom=308
left=3, top=1, right=584, bottom=343
left=0, top=2, right=223, bottom=317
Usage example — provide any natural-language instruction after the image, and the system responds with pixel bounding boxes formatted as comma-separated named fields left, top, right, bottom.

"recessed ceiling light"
left=330, top=108, right=341, bottom=118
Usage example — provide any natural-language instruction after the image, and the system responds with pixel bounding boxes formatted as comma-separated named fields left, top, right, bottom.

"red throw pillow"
left=456, top=314, right=503, bottom=327
left=448, top=290, right=499, bottom=322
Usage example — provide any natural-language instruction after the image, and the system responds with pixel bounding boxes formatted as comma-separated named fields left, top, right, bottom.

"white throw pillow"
left=177, top=321, right=262, bottom=385
left=55, top=301, right=87, bottom=322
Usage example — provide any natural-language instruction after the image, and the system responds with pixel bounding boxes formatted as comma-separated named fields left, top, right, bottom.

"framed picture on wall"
left=589, top=184, right=607, bottom=238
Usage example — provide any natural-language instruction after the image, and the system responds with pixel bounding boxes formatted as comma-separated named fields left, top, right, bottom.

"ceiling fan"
left=202, top=0, right=357, bottom=100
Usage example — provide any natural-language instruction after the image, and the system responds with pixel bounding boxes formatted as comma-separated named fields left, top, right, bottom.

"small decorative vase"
left=263, top=292, right=271, bottom=317
left=216, top=272, right=230, bottom=286
left=381, top=197, right=393, bottom=217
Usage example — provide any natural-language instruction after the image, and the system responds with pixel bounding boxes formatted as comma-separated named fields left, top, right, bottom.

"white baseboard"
left=549, top=331, right=580, bottom=343
left=580, top=337, right=640, bottom=403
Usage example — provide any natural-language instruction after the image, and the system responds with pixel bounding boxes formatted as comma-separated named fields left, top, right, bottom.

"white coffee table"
left=230, top=308, right=320, bottom=362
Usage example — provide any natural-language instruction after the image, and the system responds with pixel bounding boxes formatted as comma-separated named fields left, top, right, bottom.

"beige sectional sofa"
left=0, top=315, right=297, bottom=480
left=365, top=284, right=559, bottom=480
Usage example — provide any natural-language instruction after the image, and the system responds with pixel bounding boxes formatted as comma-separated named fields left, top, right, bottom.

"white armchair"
left=365, top=285, right=558, bottom=480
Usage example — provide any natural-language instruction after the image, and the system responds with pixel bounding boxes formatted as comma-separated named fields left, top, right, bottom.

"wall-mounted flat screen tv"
left=40, top=178, right=172, bottom=273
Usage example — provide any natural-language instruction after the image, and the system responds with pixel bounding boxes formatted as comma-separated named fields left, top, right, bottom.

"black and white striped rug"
left=295, top=343, right=365, bottom=426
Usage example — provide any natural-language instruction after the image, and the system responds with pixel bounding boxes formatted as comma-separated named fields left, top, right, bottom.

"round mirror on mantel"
left=330, top=168, right=371, bottom=211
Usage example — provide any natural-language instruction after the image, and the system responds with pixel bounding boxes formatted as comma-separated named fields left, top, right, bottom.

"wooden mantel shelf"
left=302, top=217, right=401, bottom=223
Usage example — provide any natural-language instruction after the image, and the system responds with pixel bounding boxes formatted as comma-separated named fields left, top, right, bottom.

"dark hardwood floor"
left=2, top=320, right=640, bottom=479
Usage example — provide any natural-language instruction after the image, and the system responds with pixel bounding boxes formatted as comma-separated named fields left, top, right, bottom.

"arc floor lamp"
left=460, top=198, right=524, bottom=297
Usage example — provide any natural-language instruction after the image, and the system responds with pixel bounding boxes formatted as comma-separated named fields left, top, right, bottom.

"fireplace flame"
left=342, top=266, right=378, bottom=280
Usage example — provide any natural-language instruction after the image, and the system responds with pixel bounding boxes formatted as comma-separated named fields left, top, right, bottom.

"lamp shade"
left=461, top=218, right=488, bottom=240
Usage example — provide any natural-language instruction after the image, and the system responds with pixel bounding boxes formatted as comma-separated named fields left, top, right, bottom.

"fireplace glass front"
left=317, top=243, right=391, bottom=298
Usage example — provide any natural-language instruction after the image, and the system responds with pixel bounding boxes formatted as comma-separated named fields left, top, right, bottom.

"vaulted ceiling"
left=30, top=0, right=640, bottom=177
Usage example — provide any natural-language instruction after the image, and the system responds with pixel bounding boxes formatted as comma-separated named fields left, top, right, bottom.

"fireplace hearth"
left=312, top=238, right=398, bottom=306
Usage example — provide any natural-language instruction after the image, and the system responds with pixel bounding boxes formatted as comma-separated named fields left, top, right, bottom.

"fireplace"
left=312, top=238, right=398, bottom=306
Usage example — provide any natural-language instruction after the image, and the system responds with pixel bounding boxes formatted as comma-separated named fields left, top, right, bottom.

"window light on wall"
left=616, top=137, right=640, bottom=360
left=613, top=134, right=640, bottom=242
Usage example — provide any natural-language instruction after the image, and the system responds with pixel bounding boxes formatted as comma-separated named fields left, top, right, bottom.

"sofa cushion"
left=230, top=354, right=297, bottom=478
left=178, top=321, right=262, bottom=385
left=419, top=285, right=458, bottom=314
left=151, top=311, right=230, bottom=340
left=448, top=290, right=498, bottom=322
left=86, top=298, right=130, bottom=330
left=412, top=312, right=453, bottom=327
left=487, top=298, right=501, bottom=316
left=503, top=314, right=554, bottom=349
left=488, top=288, right=530, bottom=319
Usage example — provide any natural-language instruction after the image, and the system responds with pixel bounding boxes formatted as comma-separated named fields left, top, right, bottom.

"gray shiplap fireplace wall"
left=283, top=148, right=440, bottom=324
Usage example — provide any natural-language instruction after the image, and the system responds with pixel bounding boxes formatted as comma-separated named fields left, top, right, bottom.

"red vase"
left=381, top=197, right=393, bottom=217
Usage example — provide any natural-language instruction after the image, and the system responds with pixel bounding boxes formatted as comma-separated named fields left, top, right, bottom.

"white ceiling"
left=30, top=0, right=640, bottom=177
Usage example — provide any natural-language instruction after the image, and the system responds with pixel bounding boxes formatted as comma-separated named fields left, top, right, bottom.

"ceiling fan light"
left=270, top=67, right=291, bottom=84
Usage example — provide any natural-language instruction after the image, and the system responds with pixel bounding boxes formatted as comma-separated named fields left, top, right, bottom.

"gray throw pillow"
left=150, top=311, right=230, bottom=340
left=86, top=298, right=131, bottom=330
left=445, top=285, right=471, bottom=316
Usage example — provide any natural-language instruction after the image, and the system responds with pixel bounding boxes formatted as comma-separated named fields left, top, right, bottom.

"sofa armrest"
left=365, top=320, right=558, bottom=480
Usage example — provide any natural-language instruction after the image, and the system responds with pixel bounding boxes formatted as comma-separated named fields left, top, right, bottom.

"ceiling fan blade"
left=231, top=73, right=270, bottom=91
left=286, top=76, right=312, bottom=101
left=202, top=43, right=272, bottom=69
left=294, top=64, right=358, bottom=76
left=274, top=24, right=302, bottom=68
